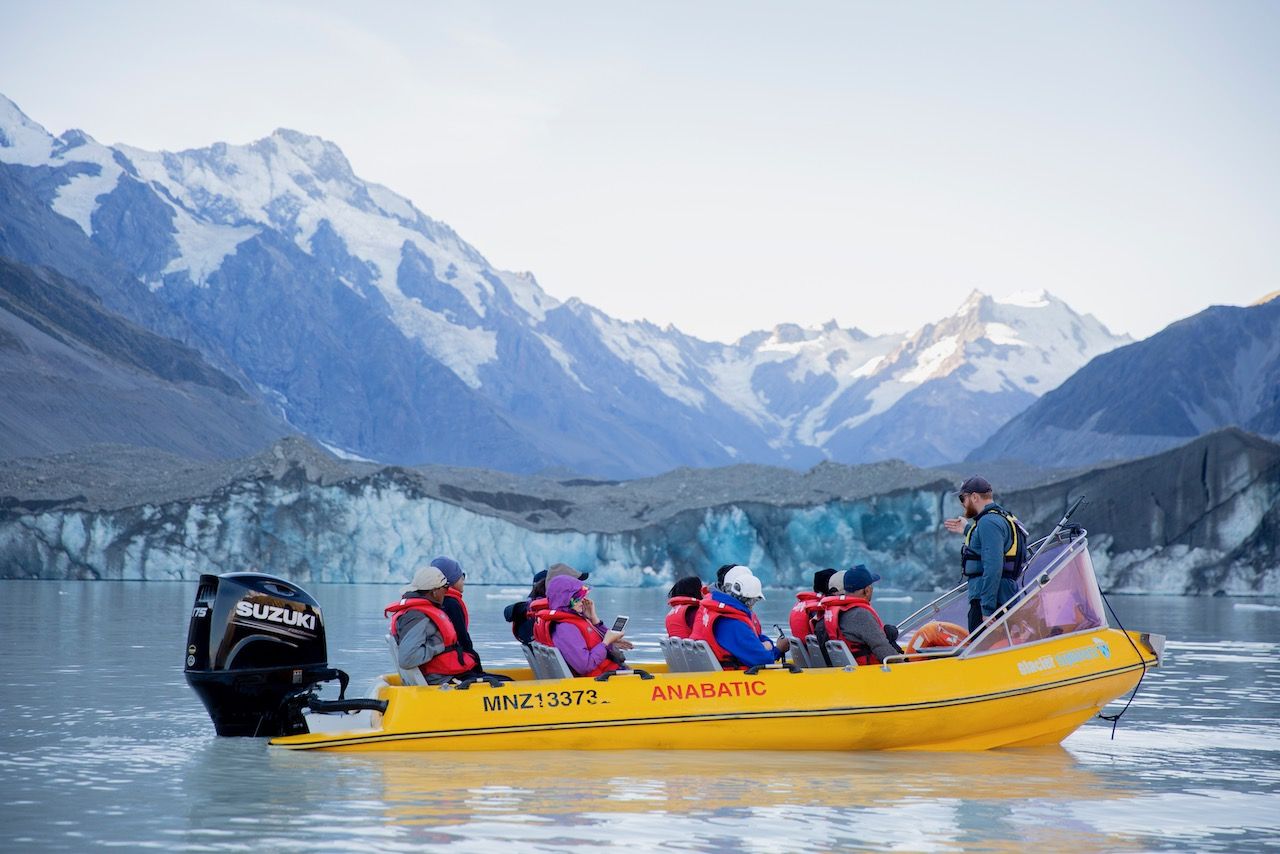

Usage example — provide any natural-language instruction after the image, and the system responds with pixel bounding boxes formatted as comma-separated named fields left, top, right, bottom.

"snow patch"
left=318, top=441, right=375, bottom=463
left=0, top=96, right=54, bottom=165
left=588, top=312, right=707, bottom=409
left=995, top=289, right=1051, bottom=308
left=900, top=336, right=960, bottom=384
left=536, top=332, right=589, bottom=391
left=384, top=291, right=497, bottom=388
left=162, top=207, right=256, bottom=285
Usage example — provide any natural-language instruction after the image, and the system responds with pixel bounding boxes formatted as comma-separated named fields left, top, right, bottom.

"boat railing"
left=895, top=584, right=969, bottom=638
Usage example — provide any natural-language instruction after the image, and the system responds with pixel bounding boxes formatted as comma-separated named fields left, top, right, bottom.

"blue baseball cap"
left=532, top=569, right=548, bottom=583
left=430, top=556, right=464, bottom=585
left=842, top=564, right=881, bottom=592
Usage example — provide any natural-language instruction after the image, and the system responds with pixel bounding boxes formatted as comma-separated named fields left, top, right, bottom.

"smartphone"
left=611, top=615, right=629, bottom=633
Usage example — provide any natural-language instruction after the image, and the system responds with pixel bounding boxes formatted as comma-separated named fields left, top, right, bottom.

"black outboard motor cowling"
left=185, top=572, right=343, bottom=737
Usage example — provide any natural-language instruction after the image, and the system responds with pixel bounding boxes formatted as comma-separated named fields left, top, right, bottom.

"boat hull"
left=271, top=628, right=1158, bottom=752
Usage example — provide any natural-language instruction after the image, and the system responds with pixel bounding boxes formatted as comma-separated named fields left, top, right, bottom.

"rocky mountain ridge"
left=0, top=94, right=1129, bottom=474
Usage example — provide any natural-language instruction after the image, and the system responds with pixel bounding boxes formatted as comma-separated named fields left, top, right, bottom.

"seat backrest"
left=678, top=638, right=723, bottom=672
left=824, top=640, right=858, bottom=669
left=385, top=634, right=427, bottom=686
left=659, top=637, right=690, bottom=673
left=530, top=641, right=575, bottom=680
left=520, top=643, right=537, bottom=672
left=804, top=634, right=827, bottom=667
left=785, top=633, right=810, bottom=667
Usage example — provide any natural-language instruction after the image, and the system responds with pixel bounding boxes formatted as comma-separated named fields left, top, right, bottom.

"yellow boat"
left=271, top=529, right=1164, bottom=753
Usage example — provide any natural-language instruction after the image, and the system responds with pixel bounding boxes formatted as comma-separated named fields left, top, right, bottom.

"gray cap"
left=547, top=562, right=589, bottom=582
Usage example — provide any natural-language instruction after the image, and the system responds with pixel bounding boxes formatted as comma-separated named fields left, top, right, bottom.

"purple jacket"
left=551, top=620, right=611, bottom=676
left=546, top=574, right=612, bottom=676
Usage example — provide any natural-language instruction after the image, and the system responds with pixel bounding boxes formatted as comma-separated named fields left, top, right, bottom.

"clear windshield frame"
left=889, top=529, right=1107, bottom=663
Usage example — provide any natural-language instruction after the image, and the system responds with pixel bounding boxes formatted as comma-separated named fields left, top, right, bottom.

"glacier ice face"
left=0, top=475, right=954, bottom=588
left=3, top=429, right=1275, bottom=595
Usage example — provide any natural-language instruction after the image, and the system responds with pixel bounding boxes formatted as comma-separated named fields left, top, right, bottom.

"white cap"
left=722, top=565, right=764, bottom=601
left=406, top=564, right=447, bottom=594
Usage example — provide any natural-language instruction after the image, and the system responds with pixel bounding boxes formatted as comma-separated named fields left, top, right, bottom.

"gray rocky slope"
left=1, top=428, right=1275, bottom=594
left=0, top=256, right=290, bottom=460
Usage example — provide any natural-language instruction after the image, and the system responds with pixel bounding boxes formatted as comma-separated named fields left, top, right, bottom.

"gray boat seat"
left=785, top=633, right=810, bottom=667
left=520, top=643, right=537, bottom=672
left=385, top=633, right=427, bottom=686
left=659, top=636, right=691, bottom=672
left=804, top=634, right=828, bottom=667
left=677, top=638, right=723, bottom=672
left=529, top=641, right=575, bottom=680
left=824, top=640, right=858, bottom=669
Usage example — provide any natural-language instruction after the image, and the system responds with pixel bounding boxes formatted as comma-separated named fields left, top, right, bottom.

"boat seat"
left=385, top=634, right=427, bottom=686
left=785, top=633, right=810, bottom=667
left=804, top=635, right=829, bottom=667
left=677, top=638, right=723, bottom=672
left=529, top=641, right=575, bottom=680
left=520, top=643, right=537, bottom=672
left=659, top=637, right=691, bottom=672
left=824, top=640, right=858, bottom=669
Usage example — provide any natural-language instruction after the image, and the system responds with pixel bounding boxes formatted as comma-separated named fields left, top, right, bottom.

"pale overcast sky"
left=2, top=1, right=1277, bottom=341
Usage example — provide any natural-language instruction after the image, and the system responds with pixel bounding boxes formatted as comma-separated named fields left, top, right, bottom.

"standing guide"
left=943, top=476, right=1028, bottom=632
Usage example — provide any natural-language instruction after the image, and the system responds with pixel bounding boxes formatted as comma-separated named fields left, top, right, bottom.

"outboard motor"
left=185, top=572, right=348, bottom=737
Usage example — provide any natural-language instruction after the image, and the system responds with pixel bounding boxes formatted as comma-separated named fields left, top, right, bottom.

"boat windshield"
left=962, top=532, right=1107, bottom=657
left=897, top=584, right=970, bottom=643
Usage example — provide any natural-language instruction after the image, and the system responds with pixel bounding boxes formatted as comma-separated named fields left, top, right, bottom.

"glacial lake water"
left=1, top=580, right=1278, bottom=852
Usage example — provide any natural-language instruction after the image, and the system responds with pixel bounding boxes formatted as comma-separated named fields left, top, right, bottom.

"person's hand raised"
left=943, top=517, right=967, bottom=534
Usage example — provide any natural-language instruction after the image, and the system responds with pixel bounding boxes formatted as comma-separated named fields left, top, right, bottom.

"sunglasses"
left=569, top=586, right=590, bottom=605
left=958, top=493, right=970, bottom=504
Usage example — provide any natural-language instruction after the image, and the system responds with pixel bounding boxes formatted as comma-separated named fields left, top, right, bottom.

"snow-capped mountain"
left=0, top=94, right=1130, bottom=474
left=971, top=295, right=1280, bottom=466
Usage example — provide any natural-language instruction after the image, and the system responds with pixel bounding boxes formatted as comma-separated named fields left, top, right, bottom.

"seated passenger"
left=821, top=565, right=903, bottom=666
left=789, top=568, right=837, bottom=641
left=385, top=564, right=481, bottom=683
left=503, top=569, right=547, bottom=644
left=538, top=575, right=631, bottom=678
left=431, top=556, right=483, bottom=670
left=665, top=576, right=703, bottom=638
left=692, top=565, right=789, bottom=668
left=711, top=563, right=735, bottom=593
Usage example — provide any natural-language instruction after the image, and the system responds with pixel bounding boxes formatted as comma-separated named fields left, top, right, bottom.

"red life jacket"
left=821, top=594, right=887, bottom=665
left=534, top=608, right=620, bottom=677
left=444, top=586, right=469, bottom=626
left=789, top=591, right=823, bottom=640
left=664, top=595, right=699, bottom=638
left=384, top=597, right=479, bottom=676
left=690, top=596, right=763, bottom=667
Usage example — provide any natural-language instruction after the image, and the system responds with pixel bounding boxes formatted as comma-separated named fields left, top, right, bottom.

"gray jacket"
left=838, top=607, right=899, bottom=663
left=393, top=605, right=447, bottom=670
